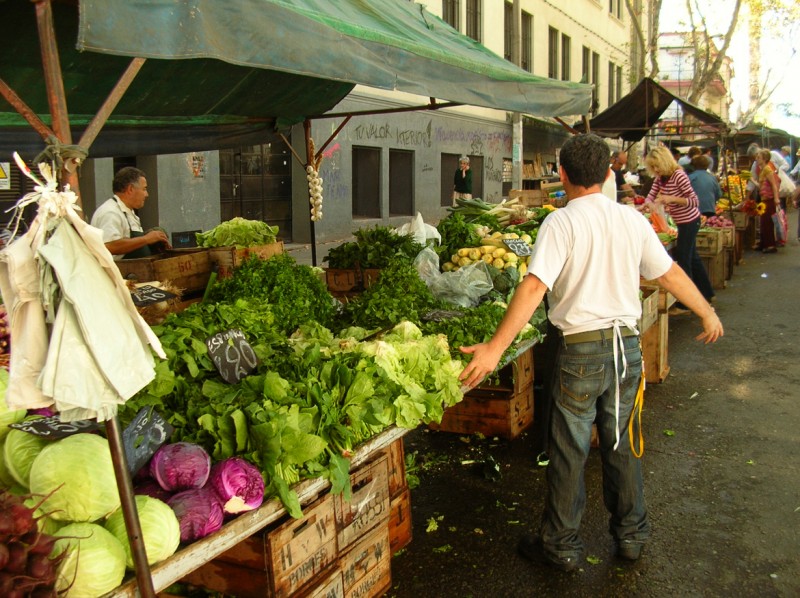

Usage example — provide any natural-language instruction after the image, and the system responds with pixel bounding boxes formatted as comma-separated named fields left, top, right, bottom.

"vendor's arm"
left=458, top=274, right=548, bottom=388
left=656, top=263, right=723, bottom=343
left=105, top=229, right=171, bottom=256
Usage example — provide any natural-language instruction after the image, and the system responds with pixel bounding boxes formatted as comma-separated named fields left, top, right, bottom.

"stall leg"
left=105, top=416, right=156, bottom=598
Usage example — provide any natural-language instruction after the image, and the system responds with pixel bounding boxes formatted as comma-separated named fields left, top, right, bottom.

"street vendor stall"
left=0, top=2, right=592, bottom=597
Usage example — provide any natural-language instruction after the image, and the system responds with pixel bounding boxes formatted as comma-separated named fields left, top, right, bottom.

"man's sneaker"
left=518, top=533, right=579, bottom=572
left=616, top=539, right=644, bottom=561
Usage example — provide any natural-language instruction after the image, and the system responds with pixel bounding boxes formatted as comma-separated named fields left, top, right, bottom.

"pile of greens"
left=435, top=214, right=483, bottom=263
left=323, top=226, right=424, bottom=269
left=206, top=254, right=336, bottom=335
left=196, top=217, right=279, bottom=248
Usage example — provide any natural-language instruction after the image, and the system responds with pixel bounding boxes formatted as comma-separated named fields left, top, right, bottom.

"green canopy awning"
left=1, top=0, right=591, bottom=157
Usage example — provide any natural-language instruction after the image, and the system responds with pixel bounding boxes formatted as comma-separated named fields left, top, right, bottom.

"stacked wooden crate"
left=208, top=241, right=285, bottom=278
left=640, top=280, right=675, bottom=384
left=696, top=229, right=725, bottom=290
left=324, top=268, right=382, bottom=298
left=115, top=248, right=212, bottom=296
left=180, top=451, right=398, bottom=598
left=429, top=346, right=535, bottom=439
left=384, top=438, right=412, bottom=555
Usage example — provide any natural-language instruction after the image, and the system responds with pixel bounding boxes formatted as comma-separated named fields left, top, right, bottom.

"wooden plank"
left=384, top=438, right=406, bottom=499
left=334, top=455, right=391, bottom=551
left=388, top=488, right=412, bottom=554
left=642, top=312, right=669, bottom=384
left=109, top=427, right=407, bottom=597
left=208, top=241, right=285, bottom=279
left=339, top=525, right=392, bottom=598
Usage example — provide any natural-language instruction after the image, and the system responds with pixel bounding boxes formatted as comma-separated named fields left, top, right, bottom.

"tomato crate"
left=334, top=454, right=391, bottom=552
left=208, top=241, right=285, bottom=278
left=339, top=524, right=392, bottom=598
left=388, top=487, right=412, bottom=554
left=383, top=438, right=406, bottom=499
left=696, top=229, right=723, bottom=255
left=180, top=492, right=338, bottom=598
left=429, top=381, right=534, bottom=440
left=115, top=248, right=211, bottom=294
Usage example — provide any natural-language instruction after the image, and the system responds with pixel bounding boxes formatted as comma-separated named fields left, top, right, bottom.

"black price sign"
left=122, top=407, right=174, bottom=475
left=206, top=329, right=259, bottom=384
left=503, top=239, right=533, bottom=256
left=130, top=284, right=178, bottom=307
left=10, top=416, right=102, bottom=438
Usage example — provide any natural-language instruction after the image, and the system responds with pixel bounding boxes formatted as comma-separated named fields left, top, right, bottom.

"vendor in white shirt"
left=91, top=167, right=171, bottom=260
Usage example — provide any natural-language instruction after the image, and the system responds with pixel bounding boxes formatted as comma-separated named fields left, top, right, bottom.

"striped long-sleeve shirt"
left=645, top=169, right=700, bottom=224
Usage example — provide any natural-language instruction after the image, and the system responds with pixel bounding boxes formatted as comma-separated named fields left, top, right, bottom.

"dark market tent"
left=575, top=77, right=725, bottom=142
left=1, top=0, right=592, bottom=158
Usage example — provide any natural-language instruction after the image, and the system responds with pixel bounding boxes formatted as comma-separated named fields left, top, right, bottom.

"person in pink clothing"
left=644, top=147, right=714, bottom=312
left=755, top=149, right=780, bottom=253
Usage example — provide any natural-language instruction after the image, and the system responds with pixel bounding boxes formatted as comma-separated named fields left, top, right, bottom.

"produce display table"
left=107, top=427, right=407, bottom=597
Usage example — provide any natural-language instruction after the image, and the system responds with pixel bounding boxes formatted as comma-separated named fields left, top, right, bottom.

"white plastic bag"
left=777, top=168, right=796, bottom=197
left=395, top=212, right=441, bottom=246
left=414, top=247, right=493, bottom=308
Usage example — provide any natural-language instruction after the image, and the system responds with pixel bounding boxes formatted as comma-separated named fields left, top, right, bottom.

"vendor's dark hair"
left=559, top=134, right=610, bottom=188
left=113, top=167, right=146, bottom=193
left=691, top=155, right=710, bottom=170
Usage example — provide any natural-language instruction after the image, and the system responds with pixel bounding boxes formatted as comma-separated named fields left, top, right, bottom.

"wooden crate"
left=638, top=286, right=658, bottom=333
left=732, top=211, right=749, bottom=230
left=115, top=249, right=212, bottom=294
left=429, top=381, right=534, bottom=440
left=734, top=228, right=745, bottom=264
left=181, top=493, right=338, bottom=598
left=642, top=312, right=669, bottom=384
left=640, top=281, right=676, bottom=314
left=325, top=268, right=382, bottom=294
left=334, top=454, right=391, bottom=552
left=717, top=226, right=735, bottom=248
left=701, top=251, right=726, bottom=290
left=296, top=566, right=345, bottom=598
left=340, top=525, right=392, bottom=598
left=208, top=241, right=285, bottom=278
left=696, top=229, right=723, bottom=255
left=383, top=438, right=406, bottom=499
left=509, top=189, right=544, bottom=207
left=388, top=487, right=412, bottom=554
left=474, top=347, right=534, bottom=396
left=724, top=246, right=734, bottom=281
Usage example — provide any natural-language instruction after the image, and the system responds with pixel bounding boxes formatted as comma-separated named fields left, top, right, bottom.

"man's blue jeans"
left=540, top=334, right=650, bottom=559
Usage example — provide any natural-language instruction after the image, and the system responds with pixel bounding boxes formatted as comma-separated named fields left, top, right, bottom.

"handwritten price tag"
left=130, top=284, right=178, bottom=307
left=503, top=239, right=533, bottom=256
left=122, top=407, right=174, bottom=475
left=10, top=416, right=101, bottom=439
left=206, top=329, right=259, bottom=384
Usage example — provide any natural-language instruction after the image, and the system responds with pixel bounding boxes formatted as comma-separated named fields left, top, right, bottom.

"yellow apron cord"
left=628, top=371, right=646, bottom=458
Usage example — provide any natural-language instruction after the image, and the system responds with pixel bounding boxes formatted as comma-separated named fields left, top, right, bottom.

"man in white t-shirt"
left=459, top=134, right=723, bottom=572
left=91, top=167, right=171, bottom=261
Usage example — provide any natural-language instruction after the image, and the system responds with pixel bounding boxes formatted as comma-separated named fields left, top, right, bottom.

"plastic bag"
left=648, top=201, right=670, bottom=233
left=772, top=208, right=788, bottom=243
left=395, top=212, right=441, bottom=246
left=777, top=168, right=796, bottom=197
left=413, top=247, right=493, bottom=308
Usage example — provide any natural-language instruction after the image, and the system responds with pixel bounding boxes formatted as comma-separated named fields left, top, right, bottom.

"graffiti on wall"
left=485, top=157, right=503, bottom=183
left=352, top=120, right=432, bottom=147
left=434, top=127, right=512, bottom=156
left=318, top=144, right=349, bottom=203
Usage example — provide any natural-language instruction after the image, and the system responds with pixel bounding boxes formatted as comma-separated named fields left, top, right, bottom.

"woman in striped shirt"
left=644, top=147, right=714, bottom=312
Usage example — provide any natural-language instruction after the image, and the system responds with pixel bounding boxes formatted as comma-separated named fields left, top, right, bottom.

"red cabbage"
left=134, top=479, right=173, bottom=503
left=209, top=457, right=265, bottom=514
left=167, top=488, right=224, bottom=543
left=150, top=442, right=211, bottom=492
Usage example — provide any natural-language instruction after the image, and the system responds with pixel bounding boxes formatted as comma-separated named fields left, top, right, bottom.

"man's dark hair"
left=559, top=134, right=610, bottom=188
left=113, top=167, right=146, bottom=194
left=691, top=155, right=710, bottom=170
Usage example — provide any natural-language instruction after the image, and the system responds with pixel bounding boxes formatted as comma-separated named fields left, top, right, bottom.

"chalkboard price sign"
left=130, top=284, right=178, bottom=307
left=122, top=407, right=174, bottom=475
left=206, top=329, right=259, bottom=384
left=503, top=239, right=533, bottom=256
left=10, top=416, right=102, bottom=439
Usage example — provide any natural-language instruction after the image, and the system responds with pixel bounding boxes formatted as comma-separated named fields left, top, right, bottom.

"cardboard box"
left=115, top=248, right=211, bottom=294
left=334, top=454, right=391, bottom=551
left=208, top=241, right=285, bottom=278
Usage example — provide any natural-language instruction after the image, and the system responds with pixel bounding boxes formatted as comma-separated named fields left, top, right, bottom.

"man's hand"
left=695, top=309, right=724, bottom=344
left=146, top=229, right=172, bottom=248
left=458, top=342, right=504, bottom=390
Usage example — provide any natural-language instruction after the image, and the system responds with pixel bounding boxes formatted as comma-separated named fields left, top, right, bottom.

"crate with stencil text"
left=208, top=241, right=285, bottom=278
left=179, top=492, right=338, bottom=598
left=334, top=454, right=391, bottom=551
left=115, top=248, right=211, bottom=294
left=339, top=524, right=392, bottom=598
left=695, top=229, right=723, bottom=255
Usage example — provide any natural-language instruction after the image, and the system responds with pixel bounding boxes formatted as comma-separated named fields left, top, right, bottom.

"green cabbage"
left=195, top=217, right=279, bottom=248
left=52, top=522, right=126, bottom=597
left=3, top=418, right=50, bottom=488
left=29, top=433, right=121, bottom=521
left=105, top=495, right=180, bottom=568
left=0, top=368, right=26, bottom=440
left=24, top=495, right=65, bottom=536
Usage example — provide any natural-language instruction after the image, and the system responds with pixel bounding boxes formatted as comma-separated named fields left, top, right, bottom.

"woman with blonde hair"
left=755, top=148, right=780, bottom=253
left=644, top=146, right=714, bottom=313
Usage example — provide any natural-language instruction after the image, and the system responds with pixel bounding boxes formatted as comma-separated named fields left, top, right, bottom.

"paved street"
left=384, top=210, right=800, bottom=597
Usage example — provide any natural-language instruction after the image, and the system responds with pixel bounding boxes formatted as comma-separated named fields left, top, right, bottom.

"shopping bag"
left=777, top=168, right=796, bottom=196
left=772, top=208, right=788, bottom=243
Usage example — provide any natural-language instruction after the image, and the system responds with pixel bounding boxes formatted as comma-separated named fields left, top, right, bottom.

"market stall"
left=1, top=2, right=593, bottom=597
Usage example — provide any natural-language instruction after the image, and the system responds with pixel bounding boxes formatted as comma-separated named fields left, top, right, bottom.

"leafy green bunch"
left=435, top=213, right=483, bottom=262
left=195, top=217, right=279, bottom=248
left=206, top=253, right=336, bottom=334
left=323, top=226, right=424, bottom=269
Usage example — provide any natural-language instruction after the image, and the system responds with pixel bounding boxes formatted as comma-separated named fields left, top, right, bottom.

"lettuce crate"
left=208, top=241, right=285, bottom=278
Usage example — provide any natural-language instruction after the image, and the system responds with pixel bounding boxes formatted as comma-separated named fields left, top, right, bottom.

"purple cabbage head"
left=209, top=457, right=265, bottom=514
left=134, top=478, right=174, bottom=503
left=150, top=442, right=211, bottom=492
left=167, top=487, right=224, bottom=543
